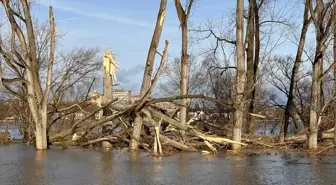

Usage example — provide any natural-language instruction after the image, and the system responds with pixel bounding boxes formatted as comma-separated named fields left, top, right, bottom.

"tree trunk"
left=279, top=120, right=285, bottom=143
left=102, top=57, right=114, bottom=149
left=250, top=0, right=260, bottom=135
left=174, top=0, right=193, bottom=126
left=245, top=0, right=255, bottom=134
left=284, top=3, right=310, bottom=137
left=232, top=0, right=245, bottom=150
left=293, top=111, right=305, bottom=132
left=307, top=0, right=331, bottom=150
left=35, top=111, right=48, bottom=149
left=333, top=0, right=336, bottom=145
left=309, top=48, right=322, bottom=150
left=103, top=68, right=113, bottom=101
left=130, top=113, right=143, bottom=150
left=180, top=23, right=189, bottom=126
left=130, top=0, right=167, bottom=150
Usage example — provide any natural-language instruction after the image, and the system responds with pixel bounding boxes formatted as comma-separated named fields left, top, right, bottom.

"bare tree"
left=50, top=47, right=101, bottom=104
left=130, top=0, right=167, bottom=150
left=159, top=55, right=206, bottom=97
left=307, top=0, right=333, bottom=150
left=0, top=0, right=55, bottom=149
left=174, top=0, right=194, bottom=126
left=245, top=0, right=256, bottom=134
left=333, top=0, right=336, bottom=145
left=264, top=55, right=308, bottom=133
left=232, top=0, right=245, bottom=150
left=283, top=1, right=311, bottom=139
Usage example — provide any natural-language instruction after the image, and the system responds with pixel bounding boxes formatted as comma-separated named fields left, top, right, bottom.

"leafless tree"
left=50, top=47, right=101, bottom=104
left=174, top=0, right=194, bottom=127
left=232, top=0, right=245, bottom=150
left=333, top=0, right=336, bottom=145
left=159, top=55, right=206, bottom=97
left=0, top=0, right=55, bottom=149
left=283, top=1, right=312, bottom=139
left=130, top=0, right=167, bottom=150
left=307, top=0, right=333, bottom=150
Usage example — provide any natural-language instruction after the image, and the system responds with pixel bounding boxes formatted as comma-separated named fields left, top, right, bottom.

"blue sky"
left=33, top=0, right=233, bottom=94
left=31, top=0, right=307, bottom=98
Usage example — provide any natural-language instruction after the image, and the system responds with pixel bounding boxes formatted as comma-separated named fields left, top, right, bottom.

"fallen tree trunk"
left=49, top=108, right=131, bottom=142
left=285, top=134, right=307, bottom=142
left=80, top=136, right=118, bottom=147
left=315, top=145, right=336, bottom=155
left=322, top=132, right=335, bottom=139
left=147, top=107, right=247, bottom=146
left=242, top=138, right=275, bottom=148
left=159, top=134, right=197, bottom=152
left=323, top=127, right=334, bottom=133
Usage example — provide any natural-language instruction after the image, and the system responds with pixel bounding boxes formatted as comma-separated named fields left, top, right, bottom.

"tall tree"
left=130, top=0, right=167, bottom=150
left=308, top=0, right=333, bottom=150
left=0, top=0, right=55, bottom=149
left=232, top=0, right=246, bottom=150
left=283, top=1, right=311, bottom=138
left=333, top=0, right=336, bottom=145
left=174, top=0, right=194, bottom=126
left=245, top=0, right=256, bottom=134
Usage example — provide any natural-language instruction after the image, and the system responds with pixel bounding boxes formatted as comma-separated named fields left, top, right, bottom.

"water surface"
left=1, top=144, right=336, bottom=185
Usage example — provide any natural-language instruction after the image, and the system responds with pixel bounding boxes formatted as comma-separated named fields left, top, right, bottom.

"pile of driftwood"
left=46, top=95, right=336, bottom=155
left=48, top=97, right=248, bottom=155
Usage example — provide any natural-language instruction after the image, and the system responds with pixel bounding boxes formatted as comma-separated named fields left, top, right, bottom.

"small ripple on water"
left=1, top=144, right=336, bottom=185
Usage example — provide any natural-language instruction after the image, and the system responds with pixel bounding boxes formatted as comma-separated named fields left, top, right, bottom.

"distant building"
left=90, top=88, right=177, bottom=111
left=91, top=88, right=140, bottom=104
left=154, top=102, right=177, bottom=111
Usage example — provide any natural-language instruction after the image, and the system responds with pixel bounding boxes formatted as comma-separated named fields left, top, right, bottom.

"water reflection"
left=22, top=150, right=47, bottom=185
left=153, top=156, right=162, bottom=172
left=231, top=155, right=250, bottom=185
left=97, top=150, right=115, bottom=185
left=152, top=157, right=163, bottom=184
left=1, top=144, right=336, bottom=185
left=177, top=153, right=190, bottom=176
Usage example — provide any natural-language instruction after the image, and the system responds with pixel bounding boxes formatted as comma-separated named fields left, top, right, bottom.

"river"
left=1, top=144, right=336, bottom=185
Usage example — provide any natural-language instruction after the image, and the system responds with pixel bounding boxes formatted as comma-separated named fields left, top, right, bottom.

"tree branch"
left=135, top=40, right=169, bottom=111
left=189, top=28, right=236, bottom=45
left=149, top=94, right=233, bottom=106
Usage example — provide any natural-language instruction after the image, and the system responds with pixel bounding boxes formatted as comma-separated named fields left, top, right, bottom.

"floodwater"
left=1, top=144, right=336, bottom=185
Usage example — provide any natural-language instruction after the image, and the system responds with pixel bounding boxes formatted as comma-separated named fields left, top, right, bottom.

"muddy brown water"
left=1, top=144, right=336, bottom=185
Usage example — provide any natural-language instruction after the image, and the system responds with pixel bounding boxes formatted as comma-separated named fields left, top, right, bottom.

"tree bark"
left=232, top=0, right=245, bottom=150
left=103, top=67, right=113, bottom=102
left=245, top=0, right=255, bottom=134
left=174, top=0, right=194, bottom=126
left=307, top=0, right=332, bottom=150
left=180, top=23, right=189, bottom=126
left=250, top=0, right=260, bottom=134
left=309, top=46, right=323, bottom=150
left=333, top=0, right=336, bottom=145
left=102, top=51, right=114, bottom=148
left=284, top=3, right=311, bottom=138
left=130, top=0, right=167, bottom=150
